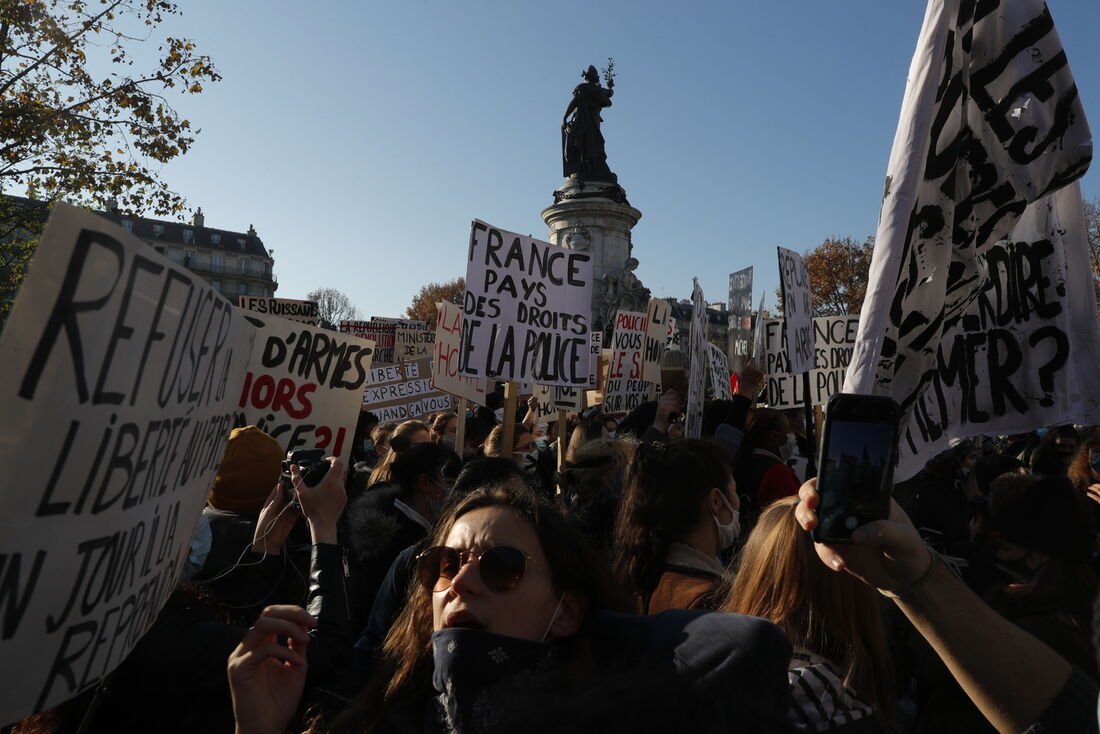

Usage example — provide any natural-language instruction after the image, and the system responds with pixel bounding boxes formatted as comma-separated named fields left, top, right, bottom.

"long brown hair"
left=318, top=484, right=620, bottom=733
left=612, top=440, right=732, bottom=600
left=721, top=497, right=895, bottom=720
left=368, top=419, right=428, bottom=485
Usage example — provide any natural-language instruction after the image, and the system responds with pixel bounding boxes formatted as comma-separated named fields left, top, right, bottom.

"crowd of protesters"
left=10, top=360, right=1100, bottom=734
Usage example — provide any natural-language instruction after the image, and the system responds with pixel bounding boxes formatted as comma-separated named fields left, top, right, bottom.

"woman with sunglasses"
left=230, top=485, right=793, bottom=734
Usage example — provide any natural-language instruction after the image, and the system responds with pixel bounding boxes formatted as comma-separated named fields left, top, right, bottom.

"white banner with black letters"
left=0, top=204, right=255, bottom=725
left=458, top=220, right=593, bottom=387
left=845, top=0, right=1100, bottom=480
left=686, top=279, right=707, bottom=439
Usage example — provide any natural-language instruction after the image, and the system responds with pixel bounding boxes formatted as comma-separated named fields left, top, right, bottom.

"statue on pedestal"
left=562, top=62, right=617, bottom=183
left=600, top=257, right=650, bottom=330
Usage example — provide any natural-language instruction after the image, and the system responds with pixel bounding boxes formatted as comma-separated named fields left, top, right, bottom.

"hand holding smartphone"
left=811, top=393, right=900, bottom=544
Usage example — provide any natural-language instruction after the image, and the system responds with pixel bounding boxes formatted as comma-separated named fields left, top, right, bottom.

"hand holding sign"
left=653, top=389, right=684, bottom=435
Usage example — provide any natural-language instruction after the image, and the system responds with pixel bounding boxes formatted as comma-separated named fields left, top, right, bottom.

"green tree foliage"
left=0, top=0, right=218, bottom=322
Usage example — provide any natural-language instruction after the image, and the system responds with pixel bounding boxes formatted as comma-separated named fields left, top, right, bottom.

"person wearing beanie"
left=208, top=426, right=284, bottom=513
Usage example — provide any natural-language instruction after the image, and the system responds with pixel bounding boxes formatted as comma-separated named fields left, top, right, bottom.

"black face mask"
left=432, top=628, right=559, bottom=733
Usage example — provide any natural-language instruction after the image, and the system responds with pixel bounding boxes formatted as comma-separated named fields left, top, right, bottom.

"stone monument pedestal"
left=541, top=179, right=642, bottom=332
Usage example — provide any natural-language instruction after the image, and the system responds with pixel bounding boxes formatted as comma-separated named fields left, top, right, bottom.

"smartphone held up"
left=811, top=393, right=900, bottom=544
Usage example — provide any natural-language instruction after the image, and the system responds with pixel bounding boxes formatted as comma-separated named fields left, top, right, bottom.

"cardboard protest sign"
left=777, top=247, right=814, bottom=375
left=844, top=0, right=1100, bottom=480
left=727, top=267, right=754, bottom=372
left=237, top=314, right=374, bottom=462
left=642, top=298, right=670, bottom=384
left=339, top=319, right=400, bottom=364
left=363, top=360, right=454, bottom=421
left=396, top=326, right=434, bottom=361
left=433, top=301, right=488, bottom=406
left=686, top=279, right=707, bottom=439
left=707, top=342, right=733, bottom=401
left=458, top=220, right=593, bottom=387
left=0, top=204, right=254, bottom=725
left=238, top=296, right=319, bottom=326
left=752, top=292, right=766, bottom=361
left=604, top=309, right=649, bottom=413
left=762, top=316, right=860, bottom=409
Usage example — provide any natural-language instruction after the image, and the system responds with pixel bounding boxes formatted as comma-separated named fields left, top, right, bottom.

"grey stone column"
left=541, top=180, right=641, bottom=333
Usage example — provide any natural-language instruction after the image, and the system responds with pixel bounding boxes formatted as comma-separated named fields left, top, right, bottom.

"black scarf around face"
left=431, top=628, right=560, bottom=733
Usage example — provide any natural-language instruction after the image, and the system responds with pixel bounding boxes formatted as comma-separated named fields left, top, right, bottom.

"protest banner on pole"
left=396, top=325, right=434, bottom=361
left=752, top=292, right=766, bottom=362
left=761, top=316, right=860, bottom=409
left=363, top=360, right=453, bottom=422
left=642, top=298, right=670, bottom=385
left=458, top=220, right=593, bottom=387
left=433, top=301, right=488, bottom=406
left=844, top=0, right=1100, bottom=480
left=727, top=267, right=754, bottom=372
left=707, top=342, right=733, bottom=401
left=340, top=320, right=397, bottom=364
left=777, top=247, right=814, bottom=376
left=238, top=296, right=320, bottom=326
left=237, top=313, right=374, bottom=463
left=0, top=204, right=255, bottom=725
left=604, top=309, right=649, bottom=413
left=685, top=279, right=707, bottom=439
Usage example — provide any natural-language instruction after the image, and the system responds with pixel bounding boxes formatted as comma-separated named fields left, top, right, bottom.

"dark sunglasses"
left=416, top=545, right=536, bottom=593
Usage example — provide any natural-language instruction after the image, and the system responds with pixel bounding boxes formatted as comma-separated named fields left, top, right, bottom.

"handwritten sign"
left=459, top=220, right=593, bottom=387
left=707, top=342, right=733, bottom=401
left=363, top=360, right=453, bottom=421
left=0, top=204, right=254, bottom=724
left=777, top=247, right=814, bottom=376
left=433, top=301, right=488, bottom=406
left=686, top=279, right=707, bottom=438
left=238, top=296, right=319, bottom=326
left=604, top=309, right=649, bottom=413
left=642, top=299, right=670, bottom=384
left=762, top=316, right=859, bottom=409
left=237, top=314, right=374, bottom=462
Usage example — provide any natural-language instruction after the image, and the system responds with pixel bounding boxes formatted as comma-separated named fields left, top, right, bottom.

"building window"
left=238, top=282, right=248, bottom=295
left=239, top=257, right=249, bottom=275
left=184, top=250, right=194, bottom=268
left=182, top=229, right=194, bottom=244
left=237, top=238, right=246, bottom=249
left=152, top=223, right=164, bottom=238
left=211, top=233, right=221, bottom=245
left=122, top=219, right=133, bottom=232
left=211, top=254, right=223, bottom=273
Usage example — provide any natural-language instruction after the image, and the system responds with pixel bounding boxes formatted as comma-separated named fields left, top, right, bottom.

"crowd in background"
left=9, top=363, right=1100, bottom=734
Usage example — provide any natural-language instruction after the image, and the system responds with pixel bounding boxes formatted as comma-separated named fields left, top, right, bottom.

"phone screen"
left=817, top=419, right=895, bottom=537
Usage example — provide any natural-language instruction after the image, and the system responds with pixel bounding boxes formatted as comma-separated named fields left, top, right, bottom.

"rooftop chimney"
left=191, top=207, right=205, bottom=228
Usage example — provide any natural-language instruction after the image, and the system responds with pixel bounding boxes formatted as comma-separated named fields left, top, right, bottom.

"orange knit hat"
left=208, top=426, right=283, bottom=514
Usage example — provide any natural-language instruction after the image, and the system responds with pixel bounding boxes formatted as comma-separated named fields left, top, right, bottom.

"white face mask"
left=712, top=491, right=740, bottom=551
left=440, top=434, right=458, bottom=451
left=777, top=432, right=797, bottom=461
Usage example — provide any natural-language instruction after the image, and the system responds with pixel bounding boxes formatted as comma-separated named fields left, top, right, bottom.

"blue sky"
left=100, top=1, right=1100, bottom=317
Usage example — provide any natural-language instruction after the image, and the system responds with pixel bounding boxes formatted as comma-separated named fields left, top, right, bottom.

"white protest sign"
left=433, top=301, right=488, bottom=406
left=762, top=316, right=860, bottom=409
left=642, top=298, right=670, bottom=385
left=844, top=0, right=1100, bottom=480
left=752, top=292, right=766, bottom=361
left=238, top=296, right=319, bottom=326
left=340, top=320, right=397, bottom=364
left=396, top=326, right=434, bottom=361
left=0, top=204, right=254, bottom=725
left=458, top=220, right=593, bottom=387
left=777, top=247, right=814, bottom=375
left=686, top=279, right=707, bottom=438
left=707, top=342, right=733, bottom=401
left=604, top=309, right=649, bottom=413
left=238, top=314, right=374, bottom=462
left=363, top=360, right=454, bottom=421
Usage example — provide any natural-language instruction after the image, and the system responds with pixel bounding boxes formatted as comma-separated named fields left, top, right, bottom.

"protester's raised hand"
left=653, top=389, right=683, bottom=434
left=291, top=458, right=346, bottom=545
left=794, top=478, right=932, bottom=596
left=228, top=605, right=315, bottom=734
left=251, top=482, right=300, bottom=556
left=1085, top=483, right=1100, bottom=506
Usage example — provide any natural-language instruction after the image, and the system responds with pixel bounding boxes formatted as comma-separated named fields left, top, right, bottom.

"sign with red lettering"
left=239, top=314, right=375, bottom=462
left=604, top=309, right=649, bottom=413
left=433, top=301, right=487, bottom=405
